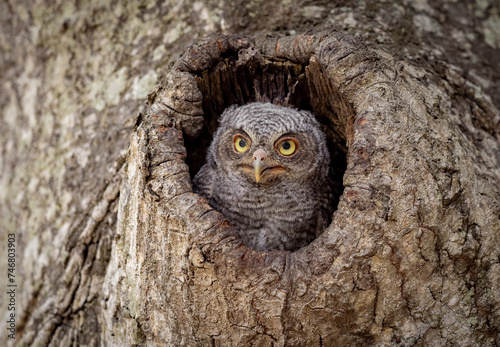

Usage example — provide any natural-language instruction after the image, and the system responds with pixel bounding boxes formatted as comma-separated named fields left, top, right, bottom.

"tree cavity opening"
left=182, top=42, right=354, bottom=245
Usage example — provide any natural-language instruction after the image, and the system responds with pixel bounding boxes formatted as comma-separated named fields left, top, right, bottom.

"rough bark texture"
left=1, top=1, right=499, bottom=346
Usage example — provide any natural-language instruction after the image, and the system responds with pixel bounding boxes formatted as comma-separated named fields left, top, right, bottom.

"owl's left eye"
left=276, top=138, right=298, bottom=157
left=233, top=135, right=250, bottom=153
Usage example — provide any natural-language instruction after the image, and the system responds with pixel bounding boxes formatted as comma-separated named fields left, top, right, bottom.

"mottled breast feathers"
left=193, top=102, right=334, bottom=251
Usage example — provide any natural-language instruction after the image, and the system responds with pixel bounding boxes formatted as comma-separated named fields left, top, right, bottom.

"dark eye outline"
left=275, top=137, right=299, bottom=157
left=233, top=134, right=251, bottom=153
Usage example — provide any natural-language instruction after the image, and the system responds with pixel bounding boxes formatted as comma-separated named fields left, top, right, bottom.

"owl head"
left=206, top=102, right=330, bottom=187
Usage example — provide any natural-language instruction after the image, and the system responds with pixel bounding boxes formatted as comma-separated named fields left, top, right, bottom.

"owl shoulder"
left=192, top=163, right=215, bottom=199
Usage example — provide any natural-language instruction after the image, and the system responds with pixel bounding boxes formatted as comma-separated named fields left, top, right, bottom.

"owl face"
left=209, top=103, right=330, bottom=186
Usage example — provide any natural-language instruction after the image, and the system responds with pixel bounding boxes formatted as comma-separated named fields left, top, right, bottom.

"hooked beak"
left=253, top=149, right=268, bottom=183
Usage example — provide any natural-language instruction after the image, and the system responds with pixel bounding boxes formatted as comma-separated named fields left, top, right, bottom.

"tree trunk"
left=1, top=1, right=499, bottom=346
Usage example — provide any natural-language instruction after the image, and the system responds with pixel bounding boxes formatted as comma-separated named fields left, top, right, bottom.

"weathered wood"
left=1, top=1, right=499, bottom=346
left=105, top=32, right=500, bottom=345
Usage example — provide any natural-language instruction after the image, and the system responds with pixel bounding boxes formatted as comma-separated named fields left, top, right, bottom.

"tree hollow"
left=123, top=31, right=500, bottom=345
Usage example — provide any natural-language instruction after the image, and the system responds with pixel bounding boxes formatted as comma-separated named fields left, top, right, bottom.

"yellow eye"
left=277, top=139, right=298, bottom=156
left=234, top=135, right=250, bottom=153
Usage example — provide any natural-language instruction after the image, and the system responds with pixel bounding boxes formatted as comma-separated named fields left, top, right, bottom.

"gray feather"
left=193, top=102, right=333, bottom=251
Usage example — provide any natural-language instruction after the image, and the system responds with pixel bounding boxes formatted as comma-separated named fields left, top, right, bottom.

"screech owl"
left=193, top=102, right=334, bottom=251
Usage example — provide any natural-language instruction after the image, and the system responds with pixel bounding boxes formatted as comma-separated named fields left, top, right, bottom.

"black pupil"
left=238, top=138, right=246, bottom=148
left=282, top=141, right=291, bottom=150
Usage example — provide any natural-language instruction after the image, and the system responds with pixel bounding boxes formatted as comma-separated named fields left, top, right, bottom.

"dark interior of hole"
left=184, top=53, right=348, bottom=223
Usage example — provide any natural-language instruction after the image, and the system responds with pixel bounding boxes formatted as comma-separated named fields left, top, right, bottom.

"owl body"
left=193, top=102, right=333, bottom=251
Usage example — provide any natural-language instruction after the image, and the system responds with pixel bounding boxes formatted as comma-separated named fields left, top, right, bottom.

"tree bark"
left=1, top=1, right=499, bottom=346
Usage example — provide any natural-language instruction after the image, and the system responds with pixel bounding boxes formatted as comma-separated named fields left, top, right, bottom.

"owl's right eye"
left=233, top=135, right=250, bottom=153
